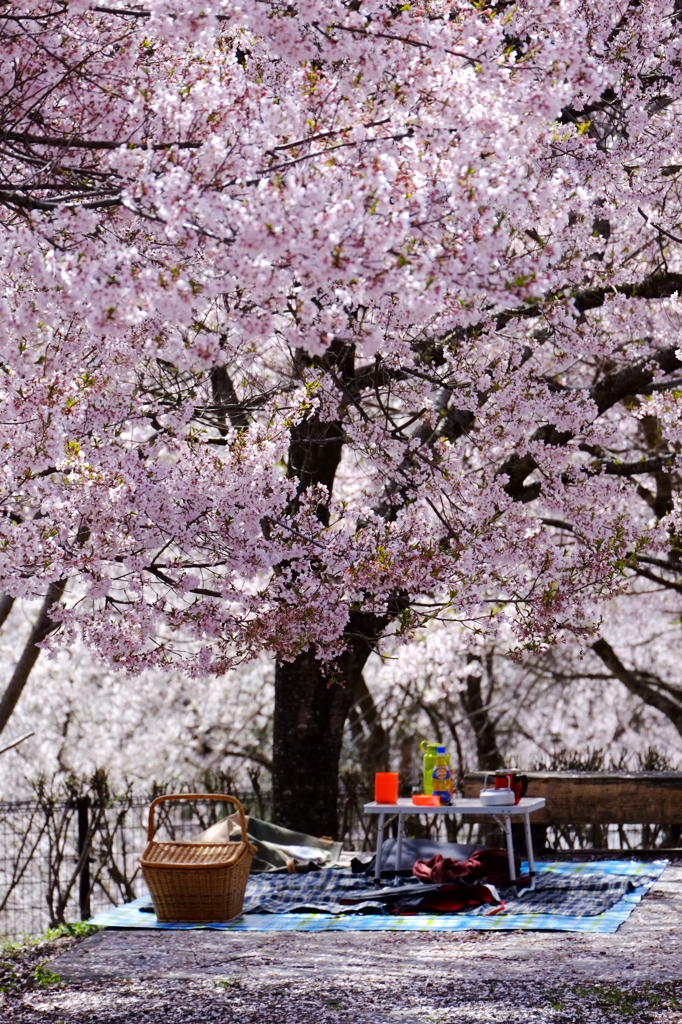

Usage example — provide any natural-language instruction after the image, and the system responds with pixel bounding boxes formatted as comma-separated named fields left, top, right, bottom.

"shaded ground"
left=3, top=865, right=681, bottom=1022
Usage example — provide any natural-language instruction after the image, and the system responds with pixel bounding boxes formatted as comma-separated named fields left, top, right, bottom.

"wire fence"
left=0, top=770, right=679, bottom=939
left=0, top=770, right=371, bottom=938
left=0, top=784, right=278, bottom=939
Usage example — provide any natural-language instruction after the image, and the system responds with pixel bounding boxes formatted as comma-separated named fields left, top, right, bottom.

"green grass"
left=567, top=983, right=677, bottom=1019
left=2, top=920, right=99, bottom=955
left=0, top=920, right=100, bottom=995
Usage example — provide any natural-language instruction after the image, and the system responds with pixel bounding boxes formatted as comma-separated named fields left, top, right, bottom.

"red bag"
left=412, top=848, right=520, bottom=887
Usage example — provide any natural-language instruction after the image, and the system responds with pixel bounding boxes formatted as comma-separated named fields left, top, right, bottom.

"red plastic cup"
left=375, top=772, right=399, bottom=804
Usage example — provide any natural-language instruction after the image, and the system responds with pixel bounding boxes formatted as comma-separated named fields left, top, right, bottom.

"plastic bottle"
left=431, top=745, right=453, bottom=805
left=420, top=741, right=439, bottom=795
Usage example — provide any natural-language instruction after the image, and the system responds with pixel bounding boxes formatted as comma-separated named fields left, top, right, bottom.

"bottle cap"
left=436, top=745, right=446, bottom=754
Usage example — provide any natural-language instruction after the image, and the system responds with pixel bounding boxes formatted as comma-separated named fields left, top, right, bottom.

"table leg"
left=375, top=813, right=385, bottom=881
left=523, top=813, right=537, bottom=891
left=395, top=813, right=405, bottom=874
left=502, top=813, right=517, bottom=893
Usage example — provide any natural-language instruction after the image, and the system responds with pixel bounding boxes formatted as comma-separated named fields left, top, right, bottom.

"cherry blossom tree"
left=5, top=1, right=682, bottom=832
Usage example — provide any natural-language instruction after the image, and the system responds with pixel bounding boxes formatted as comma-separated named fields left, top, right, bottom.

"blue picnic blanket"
left=93, top=860, right=667, bottom=934
left=475, top=867, right=656, bottom=917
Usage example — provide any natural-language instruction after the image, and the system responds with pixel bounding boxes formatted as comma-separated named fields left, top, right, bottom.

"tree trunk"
left=272, top=612, right=385, bottom=837
left=271, top=342, right=399, bottom=836
left=460, top=656, right=502, bottom=770
left=272, top=650, right=355, bottom=838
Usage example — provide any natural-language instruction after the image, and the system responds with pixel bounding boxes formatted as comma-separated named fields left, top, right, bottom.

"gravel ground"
left=3, top=863, right=681, bottom=1023
left=6, top=971, right=682, bottom=1024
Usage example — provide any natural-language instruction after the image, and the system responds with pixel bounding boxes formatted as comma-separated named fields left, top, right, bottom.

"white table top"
left=363, top=797, right=546, bottom=815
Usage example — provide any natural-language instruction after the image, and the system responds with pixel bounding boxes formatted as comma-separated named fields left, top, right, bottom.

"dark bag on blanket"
left=413, top=848, right=520, bottom=887
left=394, top=881, right=501, bottom=915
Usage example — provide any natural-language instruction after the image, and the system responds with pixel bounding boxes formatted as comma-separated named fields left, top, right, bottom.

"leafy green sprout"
left=0, top=921, right=100, bottom=993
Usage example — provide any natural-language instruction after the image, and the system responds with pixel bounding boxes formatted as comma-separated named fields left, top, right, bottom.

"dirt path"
left=5, top=865, right=682, bottom=1022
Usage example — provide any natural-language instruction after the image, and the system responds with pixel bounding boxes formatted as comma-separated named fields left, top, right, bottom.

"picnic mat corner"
left=89, top=859, right=668, bottom=933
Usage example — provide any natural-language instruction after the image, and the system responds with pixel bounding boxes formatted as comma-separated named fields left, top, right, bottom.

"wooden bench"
left=463, top=771, right=682, bottom=853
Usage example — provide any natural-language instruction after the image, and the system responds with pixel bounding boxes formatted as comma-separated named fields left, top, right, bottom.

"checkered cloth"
left=478, top=868, right=660, bottom=918
left=234, top=863, right=661, bottom=917
left=241, top=871, right=409, bottom=914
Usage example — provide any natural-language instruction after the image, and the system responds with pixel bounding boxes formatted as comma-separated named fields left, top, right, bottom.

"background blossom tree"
left=4, top=1, right=682, bottom=832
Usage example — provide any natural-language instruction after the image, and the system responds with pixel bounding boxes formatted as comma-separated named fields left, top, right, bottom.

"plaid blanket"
left=479, top=868, right=660, bottom=918
left=241, top=870, right=409, bottom=914
left=237, top=864, right=661, bottom=917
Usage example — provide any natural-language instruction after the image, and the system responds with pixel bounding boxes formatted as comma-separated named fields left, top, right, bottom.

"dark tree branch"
left=286, top=342, right=352, bottom=525
left=210, top=366, right=249, bottom=431
left=634, top=565, right=682, bottom=596
left=496, top=271, right=682, bottom=331
left=0, top=188, right=120, bottom=211
left=500, top=344, right=682, bottom=499
left=590, top=344, right=682, bottom=416
left=0, top=579, right=67, bottom=737
left=1, top=130, right=199, bottom=151
left=603, top=455, right=677, bottom=476
left=459, top=654, right=502, bottom=771
left=0, top=593, right=15, bottom=632
left=592, top=638, right=682, bottom=737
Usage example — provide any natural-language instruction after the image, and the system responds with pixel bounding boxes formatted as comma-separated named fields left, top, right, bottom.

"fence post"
left=77, top=796, right=91, bottom=920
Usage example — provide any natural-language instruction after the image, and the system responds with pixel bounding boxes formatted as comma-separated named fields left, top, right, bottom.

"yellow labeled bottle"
left=431, top=745, right=453, bottom=805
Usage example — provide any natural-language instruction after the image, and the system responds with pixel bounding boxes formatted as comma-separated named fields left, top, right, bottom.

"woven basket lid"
left=140, top=840, right=247, bottom=869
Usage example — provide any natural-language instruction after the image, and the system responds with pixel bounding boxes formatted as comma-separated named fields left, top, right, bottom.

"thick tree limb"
left=576, top=272, right=682, bottom=316
left=496, top=271, right=682, bottom=330
left=460, top=654, right=502, bottom=770
left=0, top=593, right=15, bottom=631
left=286, top=342, right=351, bottom=524
left=603, top=455, right=677, bottom=476
left=634, top=565, right=682, bottom=596
left=635, top=553, right=682, bottom=571
left=0, top=580, right=66, bottom=737
left=210, top=366, right=249, bottom=431
left=501, top=344, right=682, bottom=498
left=2, top=130, right=200, bottom=151
left=0, top=188, right=121, bottom=211
left=591, top=343, right=682, bottom=415
left=592, top=637, right=682, bottom=738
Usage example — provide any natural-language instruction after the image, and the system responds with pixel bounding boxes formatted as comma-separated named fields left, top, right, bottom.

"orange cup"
left=375, top=772, right=399, bottom=804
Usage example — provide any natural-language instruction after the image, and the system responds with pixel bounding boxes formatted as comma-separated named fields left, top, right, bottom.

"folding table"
left=363, top=796, right=546, bottom=890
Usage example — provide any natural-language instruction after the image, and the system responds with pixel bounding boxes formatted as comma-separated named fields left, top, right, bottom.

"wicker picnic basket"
left=140, top=794, right=255, bottom=923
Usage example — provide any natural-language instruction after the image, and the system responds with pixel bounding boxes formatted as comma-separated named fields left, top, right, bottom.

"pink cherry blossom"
left=0, top=1, right=682, bottom=680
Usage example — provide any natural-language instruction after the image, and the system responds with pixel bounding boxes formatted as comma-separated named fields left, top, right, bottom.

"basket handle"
left=147, top=793, right=249, bottom=845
